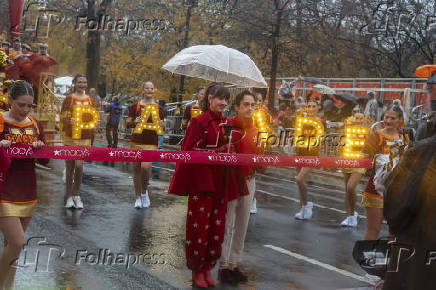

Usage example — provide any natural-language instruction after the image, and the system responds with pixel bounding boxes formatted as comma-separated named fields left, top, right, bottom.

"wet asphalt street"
left=4, top=140, right=388, bottom=290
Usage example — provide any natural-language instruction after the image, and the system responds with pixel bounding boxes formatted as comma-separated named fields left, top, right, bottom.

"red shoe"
left=204, top=270, right=216, bottom=287
left=192, top=271, right=208, bottom=288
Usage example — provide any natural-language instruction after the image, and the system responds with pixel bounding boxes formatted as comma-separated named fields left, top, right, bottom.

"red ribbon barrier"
left=3, top=144, right=373, bottom=169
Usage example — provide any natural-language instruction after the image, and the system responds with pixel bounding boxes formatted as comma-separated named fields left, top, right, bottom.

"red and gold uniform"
left=61, top=94, right=98, bottom=146
left=0, top=114, right=47, bottom=217
left=361, top=129, right=409, bottom=208
left=169, top=109, right=246, bottom=271
left=126, top=101, right=164, bottom=150
left=0, top=89, right=9, bottom=112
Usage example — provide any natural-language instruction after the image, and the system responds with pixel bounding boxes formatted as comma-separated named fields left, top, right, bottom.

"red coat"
left=168, top=109, right=247, bottom=201
left=228, top=116, right=265, bottom=177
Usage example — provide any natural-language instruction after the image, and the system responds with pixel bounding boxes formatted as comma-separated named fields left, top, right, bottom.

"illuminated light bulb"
left=346, top=148, right=350, bottom=152
left=357, top=129, right=361, bottom=133
left=356, top=153, right=360, bottom=158
left=347, top=128, right=351, bottom=133
left=352, top=129, right=356, bottom=133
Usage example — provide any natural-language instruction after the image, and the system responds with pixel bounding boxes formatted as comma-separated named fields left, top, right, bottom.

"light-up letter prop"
left=134, top=104, right=163, bottom=136
left=254, top=108, right=273, bottom=145
left=294, top=116, right=324, bottom=149
left=72, top=104, right=100, bottom=139
left=343, top=117, right=368, bottom=158
left=191, top=104, right=202, bottom=118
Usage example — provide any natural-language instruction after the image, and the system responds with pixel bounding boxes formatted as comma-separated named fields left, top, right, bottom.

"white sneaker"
left=250, top=198, right=258, bottom=214
left=141, top=191, right=150, bottom=208
left=294, top=202, right=313, bottom=220
left=73, top=196, right=84, bottom=209
left=62, top=168, right=66, bottom=183
left=134, top=198, right=142, bottom=209
left=348, top=215, right=358, bottom=227
left=65, top=197, right=75, bottom=208
left=364, top=273, right=382, bottom=283
left=341, top=216, right=351, bottom=226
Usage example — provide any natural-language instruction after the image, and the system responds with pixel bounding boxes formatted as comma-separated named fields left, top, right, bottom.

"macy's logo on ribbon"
left=7, top=146, right=34, bottom=157
left=252, top=156, right=279, bottom=164
left=335, top=159, right=359, bottom=167
left=109, top=150, right=141, bottom=159
left=159, top=152, right=191, bottom=161
left=294, top=157, right=321, bottom=166
left=54, top=149, right=90, bottom=159
left=207, top=154, right=238, bottom=163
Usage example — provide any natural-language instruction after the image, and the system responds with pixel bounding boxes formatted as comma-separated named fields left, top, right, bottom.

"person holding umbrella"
left=168, top=83, right=245, bottom=288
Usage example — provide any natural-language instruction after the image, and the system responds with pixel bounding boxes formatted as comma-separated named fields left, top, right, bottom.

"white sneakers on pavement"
left=65, top=197, right=75, bottom=208
left=294, top=202, right=313, bottom=220
left=73, top=196, right=84, bottom=209
left=65, top=196, right=84, bottom=209
left=135, top=190, right=151, bottom=209
left=250, top=198, right=257, bottom=214
left=134, top=198, right=142, bottom=209
left=341, top=211, right=358, bottom=227
left=141, top=190, right=151, bottom=208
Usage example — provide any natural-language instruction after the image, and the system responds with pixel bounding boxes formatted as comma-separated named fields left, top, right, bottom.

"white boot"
left=294, top=202, right=313, bottom=220
left=250, top=198, right=257, bottom=214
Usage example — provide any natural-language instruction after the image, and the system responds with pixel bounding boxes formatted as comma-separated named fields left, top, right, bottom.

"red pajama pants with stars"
left=185, top=192, right=228, bottom=271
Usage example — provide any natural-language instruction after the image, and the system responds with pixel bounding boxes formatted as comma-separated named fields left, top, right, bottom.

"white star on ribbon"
left=208, top=156, right=212, bottom=160
left=199, top=207, right=204, bottom=212
left=214, top=236, right=219, bottom=241
left=109, top=151, right=114, bottom=157
left=160, top=153, right=165, bottom=158
left=210, top=250, right=215, bottom=255
left=194, top=251, right=198, bottom=256
left=192, top=195, right=199, bottom=201
left=253, top=157, right=257, bottom=162
left=216, top=219, right=221, bottom=225
left=214, top=209, right=218, bottom=215
left=188, top=211, right=193, bottom=216
left=186, top=240, right=191, bottom=245
left=54, top=150, right=60, bottom=156
left=198, top=238, right=202, bottom=244
left=207, top=213, right=210, bottom=217
left=193, top=223, right=198, bottom=228
left=205, top=225, right=209, bottom=230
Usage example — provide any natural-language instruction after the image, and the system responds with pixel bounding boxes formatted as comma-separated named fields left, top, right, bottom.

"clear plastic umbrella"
left=162, top=45, right=268, bottom=88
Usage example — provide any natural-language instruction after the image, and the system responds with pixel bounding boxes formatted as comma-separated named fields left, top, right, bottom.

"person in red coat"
left=219, top=90, right=264, bottom=284
left=168, top=83, right=245, bottom=288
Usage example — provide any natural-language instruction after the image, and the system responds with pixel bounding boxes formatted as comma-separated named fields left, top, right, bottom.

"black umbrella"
left=334, top=92, right=357, bottom=104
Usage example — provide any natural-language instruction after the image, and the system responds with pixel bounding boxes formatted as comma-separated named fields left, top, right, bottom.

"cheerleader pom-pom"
left=0, top=51, right=9, bottom=68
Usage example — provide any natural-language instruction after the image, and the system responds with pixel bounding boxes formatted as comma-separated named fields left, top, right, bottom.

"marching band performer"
left=61, top=74, right=99, bottom=209
left=293, top=100, right=324, bottom=220
left=0, top=81, right=47, bottom=289
left=340, top=108, right=370, bottom=227
left=168, top=83, right=244, bottom=288
left=182, top=86, right=205, bottom=130
left=361, top=104, right=409, bottom=240
left=126, top=81, right=164, bottom=209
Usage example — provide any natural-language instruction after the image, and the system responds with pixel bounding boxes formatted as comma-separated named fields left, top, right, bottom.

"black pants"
left=106, top=123, right=119, bottom=148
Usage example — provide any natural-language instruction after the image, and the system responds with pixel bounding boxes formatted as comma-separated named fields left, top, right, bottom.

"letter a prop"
left=134, top=104, right=163, bottom=135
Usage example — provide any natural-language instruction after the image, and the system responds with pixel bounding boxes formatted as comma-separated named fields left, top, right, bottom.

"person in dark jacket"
left=383, top=132, right=436, bottom=290
left=104, top=96, right=123, bottom=148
